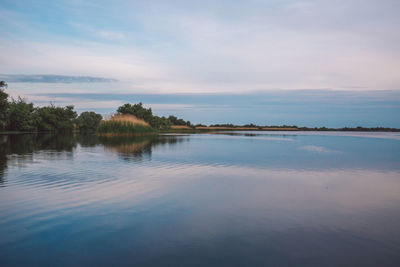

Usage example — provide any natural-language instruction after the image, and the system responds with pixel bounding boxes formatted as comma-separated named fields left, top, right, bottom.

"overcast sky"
left=0, top=0, right=399, bottom=126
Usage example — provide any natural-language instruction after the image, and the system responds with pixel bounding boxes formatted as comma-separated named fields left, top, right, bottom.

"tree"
left=0, top=81, right=9, bottom=130
left=168, top=115, right=191, bottom=126
left=148, top=115, right=172, bottom=130
left=35, top=105, right=77, bottom=132
left=168, top=115, right=178, bottom=124
left=117, top=103, right=153, bottom=122
left=7, top=97, right=36, bottom=132
left=76, top=111, right=103, bottom=132
left=117, top=103, right=155, bottom=127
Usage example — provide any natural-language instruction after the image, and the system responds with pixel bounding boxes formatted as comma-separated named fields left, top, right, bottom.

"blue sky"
left=0, top=0, right=399, bottom=126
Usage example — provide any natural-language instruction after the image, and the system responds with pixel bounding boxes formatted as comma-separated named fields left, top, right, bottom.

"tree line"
left=0, top=81, right=192, bottom=133
left=0, top=81, right=102, bottom=133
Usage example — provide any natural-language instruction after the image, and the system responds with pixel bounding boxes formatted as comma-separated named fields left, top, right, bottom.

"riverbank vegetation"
left=116, top=103, right=192, bottom=130
left=76, top=112, right=103, bottom=133
left=0, top=81, right=99, bottom=133
left=97, top=114, right=155, bottom=135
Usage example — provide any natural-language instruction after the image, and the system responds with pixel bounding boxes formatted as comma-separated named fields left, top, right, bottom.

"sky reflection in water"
left=0, top=132, right=400, bottom=266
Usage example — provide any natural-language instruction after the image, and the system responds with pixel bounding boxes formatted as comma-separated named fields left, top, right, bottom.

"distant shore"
left=165, top=125, right=400, bottom=133
left=1, top=127, right=400, bottom=135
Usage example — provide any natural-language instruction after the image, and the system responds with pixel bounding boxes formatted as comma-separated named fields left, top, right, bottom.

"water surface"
left=1, top=132, right=400, bottom=266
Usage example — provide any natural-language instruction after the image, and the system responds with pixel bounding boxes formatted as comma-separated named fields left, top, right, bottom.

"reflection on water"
left=0, top=134, right=186, bottom=181
left=0, top=133, right=77, bottom=185
left=99, top=135, right=186, bottom=162
left=0, top=132, right=400, bottom=266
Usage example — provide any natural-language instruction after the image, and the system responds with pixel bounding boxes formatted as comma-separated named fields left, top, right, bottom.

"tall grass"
left=98, top=121, right=155, bottom=134
left=98, top=114, right=156, bottom=135
left=107, top=114, right=149, bottom=126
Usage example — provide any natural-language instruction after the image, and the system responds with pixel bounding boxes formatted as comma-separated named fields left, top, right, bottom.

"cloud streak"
left=0, top=74, right=117, bottom=83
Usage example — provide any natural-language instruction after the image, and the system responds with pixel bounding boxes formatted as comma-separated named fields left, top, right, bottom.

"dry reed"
left=109, top=114, right=149, bottom=126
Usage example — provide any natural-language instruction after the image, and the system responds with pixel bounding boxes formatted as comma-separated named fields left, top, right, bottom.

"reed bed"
left=98, top=114, right=155, bottom=134
left=108, top=114, right=149, bottom=126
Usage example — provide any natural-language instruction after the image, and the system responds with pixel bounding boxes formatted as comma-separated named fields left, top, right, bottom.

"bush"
left=0, top=81, right=9, bottom=130
left=7, top=97, right=36, bottom=132
left=76, top=111, right=103, bottom=133
left=35, top=105, right=77, bottom=132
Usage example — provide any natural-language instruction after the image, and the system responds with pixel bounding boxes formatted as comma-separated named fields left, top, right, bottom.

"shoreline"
left=1, top=129, right=400, bottom=135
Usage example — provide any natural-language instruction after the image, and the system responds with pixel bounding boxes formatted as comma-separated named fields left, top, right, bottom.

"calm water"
left=1, top=132, right=400, bottom=266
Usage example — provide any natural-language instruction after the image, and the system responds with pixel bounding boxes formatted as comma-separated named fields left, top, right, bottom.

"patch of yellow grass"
left=171, top=125, right=192, bottom=129
left=108, top=114, right=149, bottom=126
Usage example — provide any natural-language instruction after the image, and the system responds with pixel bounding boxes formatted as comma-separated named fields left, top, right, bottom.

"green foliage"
left=0, top=82, right=79, bottom=132
left=148, top=115, right=172, bottom=130
left=168, top=115, right=191, bottom=126
left=117, top=103, right=153, bottom=122
left=76, top=111, right=102, bottom=133
left=0, top=81, right=7, bottom=89
left=243, top=123, right=258, bottom=128
left=0, top=81, right=9, bottom=130
left=7, top=97, right=36, bottom=132
left=97, top=120, right=155, bottom=134
left=35, top=105, right=77, bottom=132
left=210, top=123, right=235, bottom=127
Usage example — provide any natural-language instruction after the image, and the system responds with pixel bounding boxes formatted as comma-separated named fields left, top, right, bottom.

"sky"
left=0, top=0, right=399, bottom=127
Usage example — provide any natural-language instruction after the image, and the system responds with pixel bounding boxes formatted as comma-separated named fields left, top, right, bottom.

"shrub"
left=7, top=97, right=36, bottom=132
left=76, top=111, right=103, bottom=133
left=35, top=105, right=77, bottom=132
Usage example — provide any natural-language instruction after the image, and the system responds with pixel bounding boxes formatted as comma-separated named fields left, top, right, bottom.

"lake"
left=1, top=131, right=400, bottom=266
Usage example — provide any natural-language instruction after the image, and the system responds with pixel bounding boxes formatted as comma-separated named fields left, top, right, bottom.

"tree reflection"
left=0, top=133, right=186, bottom=184
left=76, top=133, right=100, bottom=147
left=99, top=135, right=185, bottom=162
left=0, top=135, right=8, bottom=185
left=0, top=133, right=77, bottom=184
